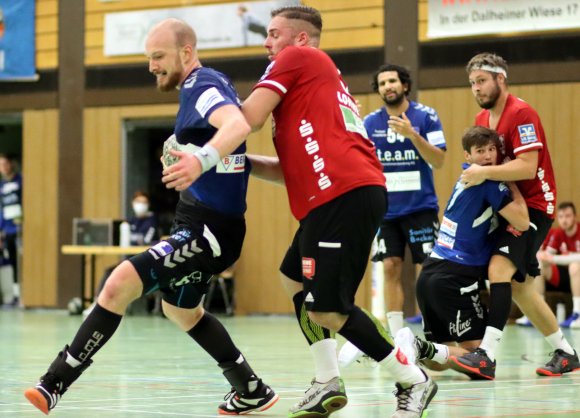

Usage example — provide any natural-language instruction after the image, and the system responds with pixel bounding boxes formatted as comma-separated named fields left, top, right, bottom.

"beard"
left=381, top=90, right=406, bottom=107
left=157, top=70, right=182, bottom=92
left=476, top=82, right=501, bottom=109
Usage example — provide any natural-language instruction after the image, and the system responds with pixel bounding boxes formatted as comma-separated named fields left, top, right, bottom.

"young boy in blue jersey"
left=24, top=19, right=278, bottom=416
left=396, top=126, right=529, bottom=379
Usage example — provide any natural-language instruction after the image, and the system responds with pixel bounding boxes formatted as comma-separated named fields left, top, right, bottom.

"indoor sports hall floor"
left=1, top=310, right=579, bottom=417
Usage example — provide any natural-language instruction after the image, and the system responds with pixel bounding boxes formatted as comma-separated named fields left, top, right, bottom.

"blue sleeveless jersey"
left=433, top=164, right=512, bottom=266
left=364, top=101, right=446, bottom=219
left=0, top=172, right=23, bottom=235
left=175, top=67, right=250, bottom=216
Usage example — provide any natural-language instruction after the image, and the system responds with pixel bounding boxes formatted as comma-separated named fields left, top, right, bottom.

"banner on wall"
left=0, top=0, right=36, bottom=81
left=104, top=0, right=299, bottom=56
left=428, top=0, right=580, bottom=39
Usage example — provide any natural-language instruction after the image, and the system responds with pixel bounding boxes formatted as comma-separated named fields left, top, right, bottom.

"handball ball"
left=67, top=297, right=83, bottom=315
left=162, top=134, right=197, bottom=168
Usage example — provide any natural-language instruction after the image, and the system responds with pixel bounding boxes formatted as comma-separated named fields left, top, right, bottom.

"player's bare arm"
left=498, top=182, right=529, bottom=232
left=461, top=150, right=538, bottom=188
left=388, top=112, right=445, bottom=169
left=162, top=104, right=250, bottom=191
left=241, top=88, right=281, bottom=131
left=247, top=154, right=285, bottom=185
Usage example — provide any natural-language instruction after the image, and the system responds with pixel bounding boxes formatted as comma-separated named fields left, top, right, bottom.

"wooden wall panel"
left=21, top=109, right=59, bottom=306
left=36, top=0, right=59, bottom=69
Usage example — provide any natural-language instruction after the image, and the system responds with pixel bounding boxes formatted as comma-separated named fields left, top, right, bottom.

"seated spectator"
left=521, top=202, right=580, bottom=328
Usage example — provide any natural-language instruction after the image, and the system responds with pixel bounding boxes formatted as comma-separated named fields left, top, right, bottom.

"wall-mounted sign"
left=104, top=1, right=298, bottom=56
left=0, top=0, right=36, bottom=81
left=428, top=0, right=580, bottom=39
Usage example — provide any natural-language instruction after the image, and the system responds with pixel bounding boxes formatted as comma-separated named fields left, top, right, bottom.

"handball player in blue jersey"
left=24, top=18, right=278, bottom=416
left=339, top=64, right=446, bottom=366
left=396, top=126, right=528, bottom=378
left=366, top=64, right=445, bottom=335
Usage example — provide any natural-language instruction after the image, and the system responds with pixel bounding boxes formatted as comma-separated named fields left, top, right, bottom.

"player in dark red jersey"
left=537, top=202, right=580, bottom=328
left=241, top=6, right=437, bottom=418
left=163, top=7, right=439, bottom=417
left=451, top=52, right=579, bottom=379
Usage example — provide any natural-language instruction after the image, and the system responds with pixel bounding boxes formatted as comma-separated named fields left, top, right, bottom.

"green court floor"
left=1, top=310, right=579, bottom=417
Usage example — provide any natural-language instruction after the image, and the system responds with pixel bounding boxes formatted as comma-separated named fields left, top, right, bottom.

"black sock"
left=187, top=312, right=259, bottom=395
left=292, top=291, right=333, bottom=345
left=338, top=306, right=393, bottom=362
left=68, top=303, right=123, bottom=363
left=187, top=312, right=241, bottom=363
left=488, top=282, right=512, bottom=331
left=416, top=338, right=436, bottom=360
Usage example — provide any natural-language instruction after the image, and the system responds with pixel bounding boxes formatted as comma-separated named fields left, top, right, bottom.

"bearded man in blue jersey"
left=24, top=18, right=278, bottom=416
left=339, top=64, right=446, bottom=366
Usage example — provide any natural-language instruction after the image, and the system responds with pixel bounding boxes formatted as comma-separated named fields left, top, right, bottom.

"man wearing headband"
left=451, top=52, right=579, bottom=379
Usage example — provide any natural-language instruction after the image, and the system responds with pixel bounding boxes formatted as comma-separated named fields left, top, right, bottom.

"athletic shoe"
left=24, top=345, right=92, bottom=415
left=392, top=369, right=438, bottom=418
left=394, top=327, right=418, bottom=364
left=560, top=312, right=580, bottom=328
left=218, top=380, right=279, bottom=415
left=449, top=348, right=496, bottom=380
left=405, top=314, right=423, bottom=325
left=536, top=349, right=580, bottom=377
left=570, top=316, right=580, bottom=329
left=515, top=315, right=533, bottom=327
left=288, top=376, right=347, bottom=418
left=338, top=341, right=364, bottom=368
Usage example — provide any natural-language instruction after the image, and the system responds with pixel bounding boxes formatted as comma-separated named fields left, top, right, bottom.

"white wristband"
left=193, top=144, right=220, bottom=173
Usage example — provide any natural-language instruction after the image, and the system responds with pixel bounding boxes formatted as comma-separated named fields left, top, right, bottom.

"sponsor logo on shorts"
left=449, top=311, right=472, bottom=337
left=305, top=292, right=315, bottom=303
left=148, top=241, right=174, bottom=259
left=499, top=245, right=510, bottom=254
left=302, top=257, right=316, bottom=279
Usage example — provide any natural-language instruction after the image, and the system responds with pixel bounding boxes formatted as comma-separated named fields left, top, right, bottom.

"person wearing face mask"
left=127, top=191, right=159, bottom=246
left=81, top=191, right=160, bottom=317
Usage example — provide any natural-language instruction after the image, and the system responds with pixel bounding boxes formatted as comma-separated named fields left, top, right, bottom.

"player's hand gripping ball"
left=162, top=134, right=180, bottom=169
left=162, top=134, right=197, bottom=169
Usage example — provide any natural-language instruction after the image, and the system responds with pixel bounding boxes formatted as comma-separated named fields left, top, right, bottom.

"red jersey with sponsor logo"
left=545, top=222, right=580, bottom=254
left=253, top=46, right=385, bottom=220
left=475, top=94, right=556, bottom=218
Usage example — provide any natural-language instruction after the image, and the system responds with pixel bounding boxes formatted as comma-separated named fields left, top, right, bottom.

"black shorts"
left=280, top=186, right=387, bottom=314
left=416, top=258, right=488, bottom=343
left=546, top=265, right=571, bottom=293
left=372, top=209, right=438, bottom=264
left=493, top=208, right=553, bottom=282
left=129, top=200, right=245, bottom=309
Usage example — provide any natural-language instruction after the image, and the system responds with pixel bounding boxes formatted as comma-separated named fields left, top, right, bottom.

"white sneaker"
left=570, top=316, right=580, bottom=329
left=338, top=341, right=364, bottom=368
left=288, top=376, right=347, bottom=418
left=392, top=370, right=438, bottom=418
left=394, top=327, right=417, bottom=364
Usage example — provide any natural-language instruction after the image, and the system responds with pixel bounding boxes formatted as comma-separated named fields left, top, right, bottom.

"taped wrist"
left=193, top=144, right=220, bottom=173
